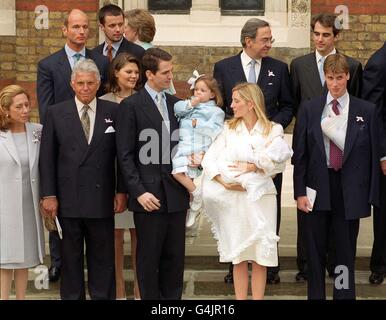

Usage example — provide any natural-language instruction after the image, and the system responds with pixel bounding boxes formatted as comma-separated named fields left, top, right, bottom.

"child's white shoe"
left=186, top=209, right=200, bottom=228
left=190, top=190, right=202, bottom=211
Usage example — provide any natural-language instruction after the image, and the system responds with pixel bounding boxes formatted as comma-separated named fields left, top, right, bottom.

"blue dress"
left=172, top=99, right=225, bottom=177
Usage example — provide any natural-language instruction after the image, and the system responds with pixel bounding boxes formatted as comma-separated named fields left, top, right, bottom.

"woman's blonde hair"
left=124, top=9, right=156, bottom=43
left=0, top=84, right=30, bottom=131
left=227, top=82, right=272, bottom=136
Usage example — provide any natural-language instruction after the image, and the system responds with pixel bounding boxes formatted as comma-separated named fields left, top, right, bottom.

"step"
left=15, top=268, right=386, bottom=300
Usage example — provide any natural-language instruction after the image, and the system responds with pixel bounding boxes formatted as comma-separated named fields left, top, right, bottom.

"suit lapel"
left=166, top=95, right=178, bottom=134
left=343, top=98, right=359, bottom=164
left=305, top=54, right=324, bottom=95
left=233, top=54, right=247, bottom=82
left=64, top=100, right=88, bottom=152
left=25, top=123, right=38, bottom=171
left=58, top=49, right=73, bottom=94
left=315, top=96, right=328, bottom=157
left=257, top=58, right=269, bottom=88
left=2, top=130, right=20, bottom=165
left=138, top=89, right=164, bottom=134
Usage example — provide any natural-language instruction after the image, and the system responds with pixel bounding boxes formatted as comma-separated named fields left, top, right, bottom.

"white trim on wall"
left=0, top=0, right=16, bottom=36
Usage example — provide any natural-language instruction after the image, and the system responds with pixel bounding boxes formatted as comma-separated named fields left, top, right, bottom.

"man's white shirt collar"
left=75, top=96, right=97, bottom=113
left=65, top=44, right=86, bottom=59
left=241, top=50, right=262, bottom=68
left=326, top=90, right=349, bottom=112
left=315, top=48, right=337, bottom=64
left=103, top=38, right=123, bottom=56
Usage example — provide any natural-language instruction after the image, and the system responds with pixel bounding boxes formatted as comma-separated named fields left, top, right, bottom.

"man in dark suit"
left=213, top=18, right=294, bottom=284
left=290, top=13, right=363, bottom=282
left=36, top=8, right=109, bottom=282
left=37, top=9, right=109, bottom=124
left=92, top=3, right=144, bottom=62
left=116, top=48, right=189, bottom=299
left=293, top=54, right=380, bottom=299
left=362, top=42, right=386, bottom=285
left=39, top=59, right=127, bottom=300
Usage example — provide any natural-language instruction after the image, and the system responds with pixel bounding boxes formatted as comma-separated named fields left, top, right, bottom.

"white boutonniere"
left=268, top=70, right=275, bottom=77
left=32, top=129, right=42, bottom=143
left=356, top=116, right=364, bottom=122
left=105, top=118, right=113, bottom=123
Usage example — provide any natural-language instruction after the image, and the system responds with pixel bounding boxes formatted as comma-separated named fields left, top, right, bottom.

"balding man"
left=36, top=9, right=109, bottom=282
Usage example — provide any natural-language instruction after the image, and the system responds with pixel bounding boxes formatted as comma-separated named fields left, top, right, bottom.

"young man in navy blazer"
left=213, top=18, right=294, bottom=285
left=293, top=54, right=380, bottom=299
left=290, top=13, right=363, bottom=282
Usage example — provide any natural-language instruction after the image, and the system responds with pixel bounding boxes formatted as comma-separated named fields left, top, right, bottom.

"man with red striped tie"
left=292, top=53, right=381, bottom=299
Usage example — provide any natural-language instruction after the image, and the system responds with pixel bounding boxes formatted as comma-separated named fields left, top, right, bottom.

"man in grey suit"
left=290, top=13, right=363, bottom=282
left=36, top=8, right=109, bottom=282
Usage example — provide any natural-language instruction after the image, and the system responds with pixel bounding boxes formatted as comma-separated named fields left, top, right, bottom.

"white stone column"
left=123, top=0, right=147, bottom=10
left=265, top=0, right=288, bottom=26
left=0, top=0, right=15, bottom=36
left=190, top=0, right=221, bottom=23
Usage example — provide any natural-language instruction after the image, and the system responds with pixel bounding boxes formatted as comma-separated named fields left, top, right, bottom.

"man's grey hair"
left=240, top=18, right=270, bottom=47
left=71, top=59, right=101, bottom=82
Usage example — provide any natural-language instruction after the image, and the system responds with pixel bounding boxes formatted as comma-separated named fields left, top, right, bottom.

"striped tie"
left=81, top=105, right=90, bottom=142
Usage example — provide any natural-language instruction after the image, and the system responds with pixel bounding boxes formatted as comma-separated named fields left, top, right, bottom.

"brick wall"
left=1, top=0, right=99, bottom=122
left=0, top=36, right=16, bottom=88
left=2, top=1, right=386, bottom=124
left=164, top=46, right=309, bottom=100
left=311, top=0, right=386, bottom=63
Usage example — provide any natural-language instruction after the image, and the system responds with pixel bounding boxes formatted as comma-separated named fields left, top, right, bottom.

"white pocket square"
left=105, top=126, right=116, bottom=133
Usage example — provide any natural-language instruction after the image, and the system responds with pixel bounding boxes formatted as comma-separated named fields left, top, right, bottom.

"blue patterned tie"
left=248, top=59, right=257, bottom=83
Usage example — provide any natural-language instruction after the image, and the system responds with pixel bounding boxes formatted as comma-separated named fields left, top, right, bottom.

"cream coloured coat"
left=0, top=122, right=45, bottom=264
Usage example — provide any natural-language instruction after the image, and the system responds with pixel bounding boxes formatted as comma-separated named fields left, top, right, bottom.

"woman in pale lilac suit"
left=0, top=85, right=45, bottom=300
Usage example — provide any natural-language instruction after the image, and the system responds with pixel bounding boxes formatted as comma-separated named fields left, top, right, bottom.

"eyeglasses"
left=260, top=38, right=275, bottom=45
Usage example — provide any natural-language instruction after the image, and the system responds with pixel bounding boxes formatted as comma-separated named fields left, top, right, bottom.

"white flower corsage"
left=32, top=129, right=42, bottom=143
left=268, top=70, right=275, bottom=77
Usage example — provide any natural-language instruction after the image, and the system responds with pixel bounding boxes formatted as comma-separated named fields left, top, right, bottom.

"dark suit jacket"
left=213, top=52, right=294, bottom=129
left=290, top=52, right=363, bottom=115
left=116, top=88, right=189, bottom=213
left=362, top=42, right=386, bottom=156
left=92, top=37, right=145, bottom=61
left=37, top=48, right=109, bottom=124
left=292, top=94, right=380, bottom=220
left=39, top=98, right=126, bottom=218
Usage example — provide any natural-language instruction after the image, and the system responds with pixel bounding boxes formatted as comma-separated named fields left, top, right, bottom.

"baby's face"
left=194, top=80, right=214, bottom=103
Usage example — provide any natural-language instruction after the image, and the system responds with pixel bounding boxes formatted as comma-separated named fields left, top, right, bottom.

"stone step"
left=37, top=255, right=373, bottom=271
left=17, top=269, right=386, bottom=300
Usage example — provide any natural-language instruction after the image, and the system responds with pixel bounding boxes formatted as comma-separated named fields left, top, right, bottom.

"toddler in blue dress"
left=172, top=72, right=225, bottom=227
